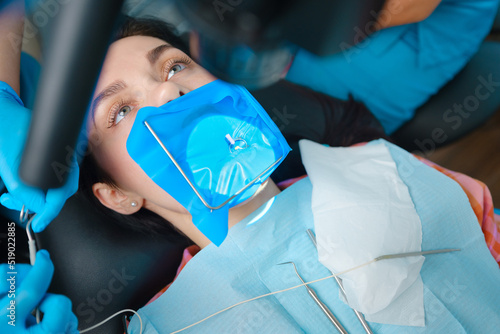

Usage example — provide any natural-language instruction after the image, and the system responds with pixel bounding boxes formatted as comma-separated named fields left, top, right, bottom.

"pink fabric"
left=144, top=151, right=500, bottom=312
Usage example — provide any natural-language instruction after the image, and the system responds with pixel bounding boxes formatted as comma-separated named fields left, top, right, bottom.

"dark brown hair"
left=78, top=16, right=389, bottom=235
left=78, top=17, right=189, bottom=236
left=113, top=16, right=190, bottom=55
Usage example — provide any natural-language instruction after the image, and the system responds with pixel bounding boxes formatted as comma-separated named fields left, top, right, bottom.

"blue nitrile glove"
left=0, top=250, right=79, bottom=333
left=0, top=82, right=79, bottom=232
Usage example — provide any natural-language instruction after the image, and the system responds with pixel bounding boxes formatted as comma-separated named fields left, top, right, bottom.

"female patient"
left=77, top=17, right=500, bottom=333
left=1, top=9, right=500, bottom=334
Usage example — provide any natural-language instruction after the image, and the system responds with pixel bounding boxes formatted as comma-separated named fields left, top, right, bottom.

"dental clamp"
left=21, top=205, right=41, bottom=324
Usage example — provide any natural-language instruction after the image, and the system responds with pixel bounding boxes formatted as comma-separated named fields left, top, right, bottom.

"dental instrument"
left=143, top=120, right=284, bottom=211
left=306, top=229, right=373, bottom=334
left=278, top=261, right=348, bottom=334
left=20, top=205, right=143, bottom=333
left=168, top=246, right=461, bottom=333
left=373, top=248, right=461, bottom=261
left=22, top=205, right=41, bottom=324
left=23, top=207, right=37, bottom=266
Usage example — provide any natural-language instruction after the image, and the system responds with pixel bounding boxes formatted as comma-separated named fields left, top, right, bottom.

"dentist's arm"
left=376, top=0, right=442, bottom=30
left=0, top=0, right=24, bottom=94
left=0, top=0, right=79, bottom=232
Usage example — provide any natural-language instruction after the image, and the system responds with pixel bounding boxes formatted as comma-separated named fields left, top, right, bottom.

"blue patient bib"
left=129, top=140, right=500, bottom=334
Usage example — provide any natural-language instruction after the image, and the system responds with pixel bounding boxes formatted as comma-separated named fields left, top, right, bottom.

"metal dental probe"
left=22, top=206, right=41, bottom=324
left=278, top=261, right=348, bottom=334
left=306, top=229, right=373, bottom=334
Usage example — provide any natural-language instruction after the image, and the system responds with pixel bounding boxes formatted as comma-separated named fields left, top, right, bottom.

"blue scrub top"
left=19, top=52, right=41, bottom=109
left=286, top=0, right=500, bottom=134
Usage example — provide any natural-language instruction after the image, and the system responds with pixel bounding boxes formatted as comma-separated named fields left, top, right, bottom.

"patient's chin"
left=231, top=180, right=269, bottom=209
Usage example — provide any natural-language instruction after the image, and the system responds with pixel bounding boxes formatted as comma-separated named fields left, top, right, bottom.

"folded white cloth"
left=300, top=139, right=425, bottom=326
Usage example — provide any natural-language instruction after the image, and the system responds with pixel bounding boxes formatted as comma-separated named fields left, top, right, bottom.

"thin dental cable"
left=21, top=206, right=143, bottom=333
left=169, top=248, right=460, bottom=334
left=79, top=309, right=143, bottom=334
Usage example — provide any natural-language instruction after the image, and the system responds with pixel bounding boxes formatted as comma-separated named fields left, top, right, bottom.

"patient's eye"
left=115, top=105, right=132, bottom=124
left=108, top=103, right=134, bottom=127
left=167, top=63, right=186, bottom=80
left=163, top=56, right=191, bottom=81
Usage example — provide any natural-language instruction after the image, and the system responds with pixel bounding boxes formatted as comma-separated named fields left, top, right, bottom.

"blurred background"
left=424, top=27, right=500, bottom=205
left=3, top=1, right=498, bottom=332
left=19, top=0, right=500, bottom=203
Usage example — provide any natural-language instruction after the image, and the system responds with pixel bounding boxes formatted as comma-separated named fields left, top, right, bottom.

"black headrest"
left=37, top=193, right=190, bottom=333
left=30, top=80, right=385, bottom=333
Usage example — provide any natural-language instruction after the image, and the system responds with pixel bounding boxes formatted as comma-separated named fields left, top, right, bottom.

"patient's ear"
left=92, top=182, right=143, bottom=215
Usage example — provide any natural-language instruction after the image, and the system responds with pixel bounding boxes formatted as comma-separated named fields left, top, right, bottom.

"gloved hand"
left=0, top=250, right=79, bottom=333
left=0, top=83, right=79, bottom=232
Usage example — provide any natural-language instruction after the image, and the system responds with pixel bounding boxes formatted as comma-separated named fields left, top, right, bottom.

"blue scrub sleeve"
left=286, top=0, right=500, bottom=134
left=0, top=80, right=24, bottom=106
left=19, top=51, right=41, bottom=109
left=0, top=51, right=41, bottom=108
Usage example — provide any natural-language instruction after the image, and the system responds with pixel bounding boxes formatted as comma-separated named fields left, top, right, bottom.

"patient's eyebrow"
left=91, top=80, right=127, bottom=122
left=147, top=44, right=173, bottom=66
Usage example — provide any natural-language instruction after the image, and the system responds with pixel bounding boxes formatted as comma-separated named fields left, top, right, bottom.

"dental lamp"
left=19, top=0, right=384, bottom=189
left=174, top=0, right=385, bottom=88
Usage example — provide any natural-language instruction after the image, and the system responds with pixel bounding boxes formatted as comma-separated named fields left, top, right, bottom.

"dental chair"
left=1, top=75, right=389, bottom=333
left=2, top=49, right=499, bottom=334
left=11, top=36, right=500, bottom=328
left=47, top=79, right=391, bottom=333
left=2, top=3, right=500, bottom=333
left=1, top=195, right=190, bottom=333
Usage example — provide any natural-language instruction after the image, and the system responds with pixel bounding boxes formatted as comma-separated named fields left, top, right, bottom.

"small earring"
left=131, top=201, right=138, bottom=207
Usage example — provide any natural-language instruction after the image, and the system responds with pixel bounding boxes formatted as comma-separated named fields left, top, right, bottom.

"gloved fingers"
left=31, top=165, right=79, bottom=233
left=31, top=191, right=71, bottom=233
left=0, top=189, right=46, bottom=216
left=29, top=293, right=78, bottom=334
left=0, top=263, right=31, bottom=294
left=0, top=160, right=47, bottom=213
left=30, top=202, right=60, bottom=233
left=67, top=309, right=80, bottom=334
left=16, top=249, right=54, bottom=321
left=0, top=192, right=26, bottom=212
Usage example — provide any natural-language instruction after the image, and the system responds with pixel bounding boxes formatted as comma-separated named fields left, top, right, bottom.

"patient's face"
left=88, top=35, right=216, bottom=213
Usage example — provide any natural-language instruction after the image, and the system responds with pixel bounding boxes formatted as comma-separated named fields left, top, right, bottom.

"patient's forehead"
left=95, top=36, right=169, bottom=93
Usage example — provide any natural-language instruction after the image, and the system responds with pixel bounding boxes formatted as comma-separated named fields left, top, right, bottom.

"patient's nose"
left=149, top=81, right=188, bottom=107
